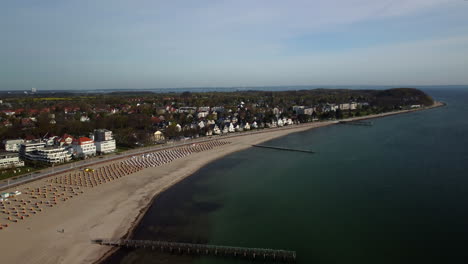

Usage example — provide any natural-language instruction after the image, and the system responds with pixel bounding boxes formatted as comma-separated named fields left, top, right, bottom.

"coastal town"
left=0, top=87, right=441, bottom=263
left=0, top=88, right=431, bottom=178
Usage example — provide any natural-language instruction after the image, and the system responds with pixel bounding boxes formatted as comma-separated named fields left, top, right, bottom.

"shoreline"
left=0, top=102, right=444, bottom=264
left=98, top=101, right=445, bottom=263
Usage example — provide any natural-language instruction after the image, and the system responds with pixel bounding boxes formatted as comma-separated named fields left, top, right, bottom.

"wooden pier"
left=338, top=120, right=373, bottom=126
left=252, top=145, right=315, bottom=154
left=92, top=239, right=296, bottom=262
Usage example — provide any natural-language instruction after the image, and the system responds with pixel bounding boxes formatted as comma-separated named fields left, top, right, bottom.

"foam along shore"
left=0, top=102, right=443, bottom=264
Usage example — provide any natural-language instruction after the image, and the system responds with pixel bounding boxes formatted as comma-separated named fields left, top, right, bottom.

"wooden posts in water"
left=252, top=145, right=314, bottom=154
left=338, top=120, right=373, bottom=126
left=92, top=239, right=296, bottom=262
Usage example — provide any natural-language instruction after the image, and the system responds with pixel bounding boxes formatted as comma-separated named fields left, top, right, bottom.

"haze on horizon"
left=1, top=0, right=468, bottom=91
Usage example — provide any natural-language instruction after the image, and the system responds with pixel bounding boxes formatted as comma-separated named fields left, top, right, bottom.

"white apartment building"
left=92, top=129, right=117, bottom=154
left=19, top=141, right=46, bottom=156
left=0, top=153, right=25, bottom=169
left=72, top=137, right=96, bottom=158
left=22, top=146, right=72, bottom=164
left=95, top=140, right=116, bottom=154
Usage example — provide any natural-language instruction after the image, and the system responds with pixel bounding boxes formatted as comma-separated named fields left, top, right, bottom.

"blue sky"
left=1, top=0, right=467, bottom=90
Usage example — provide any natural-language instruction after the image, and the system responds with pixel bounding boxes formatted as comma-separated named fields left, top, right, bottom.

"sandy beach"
left=0, top=103, right=443, bottom=264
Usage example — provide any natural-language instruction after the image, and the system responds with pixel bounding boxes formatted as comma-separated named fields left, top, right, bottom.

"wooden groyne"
left=338, top=120, right=373, bottom=126
left=252, top=145, right=315, bottom=154
left=92, top=239, right=296, bottom=262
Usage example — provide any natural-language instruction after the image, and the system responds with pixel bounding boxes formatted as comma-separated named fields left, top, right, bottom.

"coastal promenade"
left=0, top=102, right=444, bottom=264
left=0, top=102, right=443, bottom=191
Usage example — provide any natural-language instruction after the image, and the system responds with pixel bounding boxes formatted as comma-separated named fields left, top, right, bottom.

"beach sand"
left=0, top=103, right=443, bottom=264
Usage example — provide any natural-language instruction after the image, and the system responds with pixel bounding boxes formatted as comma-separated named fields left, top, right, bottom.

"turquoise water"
left=105, top=89, right=468, bottom=264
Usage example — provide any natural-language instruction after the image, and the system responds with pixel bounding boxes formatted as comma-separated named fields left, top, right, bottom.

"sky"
left=1, top=0, right=468, bottom=90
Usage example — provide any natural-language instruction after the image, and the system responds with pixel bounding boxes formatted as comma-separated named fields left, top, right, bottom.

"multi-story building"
left=92, top=129, right=116, bottom=154
left=198, top=106, right=210, bottom=112
left=0, top=152, right=25, bottom=169
left=178, top=107, right=197, bottom=114
left=2, top=139, right=24, bottom=152
left=293, top=106, right=305, bottom=114
left=21, top=145, right=72, bottom=164
left=339, top=103, right=351, bottom=110
left=19, top=141, right=46, bottom=156
left=197, top=111, right=209, bottom=118
left=95, top=140, right=116, bottom=154
left=212, top=106, right=225, bottom=113
left=93, top=129, right=114, bottom=142
left=304, top=108, right=316, bottom=116
left=71, top=137, right=96, bottom=158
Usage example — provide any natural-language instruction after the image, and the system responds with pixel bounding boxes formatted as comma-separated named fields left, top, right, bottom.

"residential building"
left=95, top=140, right=116, bottom=154
left=293, top=106, right=305, bottom=114
left=19, top=141, right=46, bottom=156
left=21, top=145, right=72, bottom=164
left=0, top=152, right=25, bottom=169
left=2, top=139, right=24, bottom=152
left=93, top=129, right=114, bottom=141
left=197, top=111, right=209, bottom=118
left=57, top=134, right=74, bottom=146
left=339, top=103, right=350, bottom=110
left=212, top=106, right=225, bottom=113
left=92, top=129, right=116, bottom=154
left=178, top=107, right=197, bottom=114
left=72, top=137, right=96, bottom=158
left=213, top=125, right=221, bottom=135
left=303, top=107, right=315, bottom=116
left=198, top=106, right=210, bottom=112
left=154, top=131, right=165, bottom=141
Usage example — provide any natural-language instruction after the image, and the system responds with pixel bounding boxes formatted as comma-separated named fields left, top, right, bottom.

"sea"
left=104, top=88, right=468, bottom=264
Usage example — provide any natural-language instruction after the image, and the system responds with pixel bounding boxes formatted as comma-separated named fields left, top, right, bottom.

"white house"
left=198, top=121, right=205, bottom=129
left=213, top=125, right=221, bottom=135
left=154, top=131, right=165, bottom=141
left=228, top=123, right=235, bottom=133
left=95, top=140, right=116, bottom=154
left=304, top=108, right=315, bottom=115
left=339, top=103, right=350, bottom=110
left=72, top=137, right=96, bottom=158
left=277, top=118, right=284, bottom=127
left=198, top=106, right=210, bottom=112
left=57, top=134, right=74, bottom=146
left=197, top=111, right=209, bottom=119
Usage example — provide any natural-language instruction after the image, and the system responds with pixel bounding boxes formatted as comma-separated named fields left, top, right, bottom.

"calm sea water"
left=105, top=88, right=468, bottom=264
